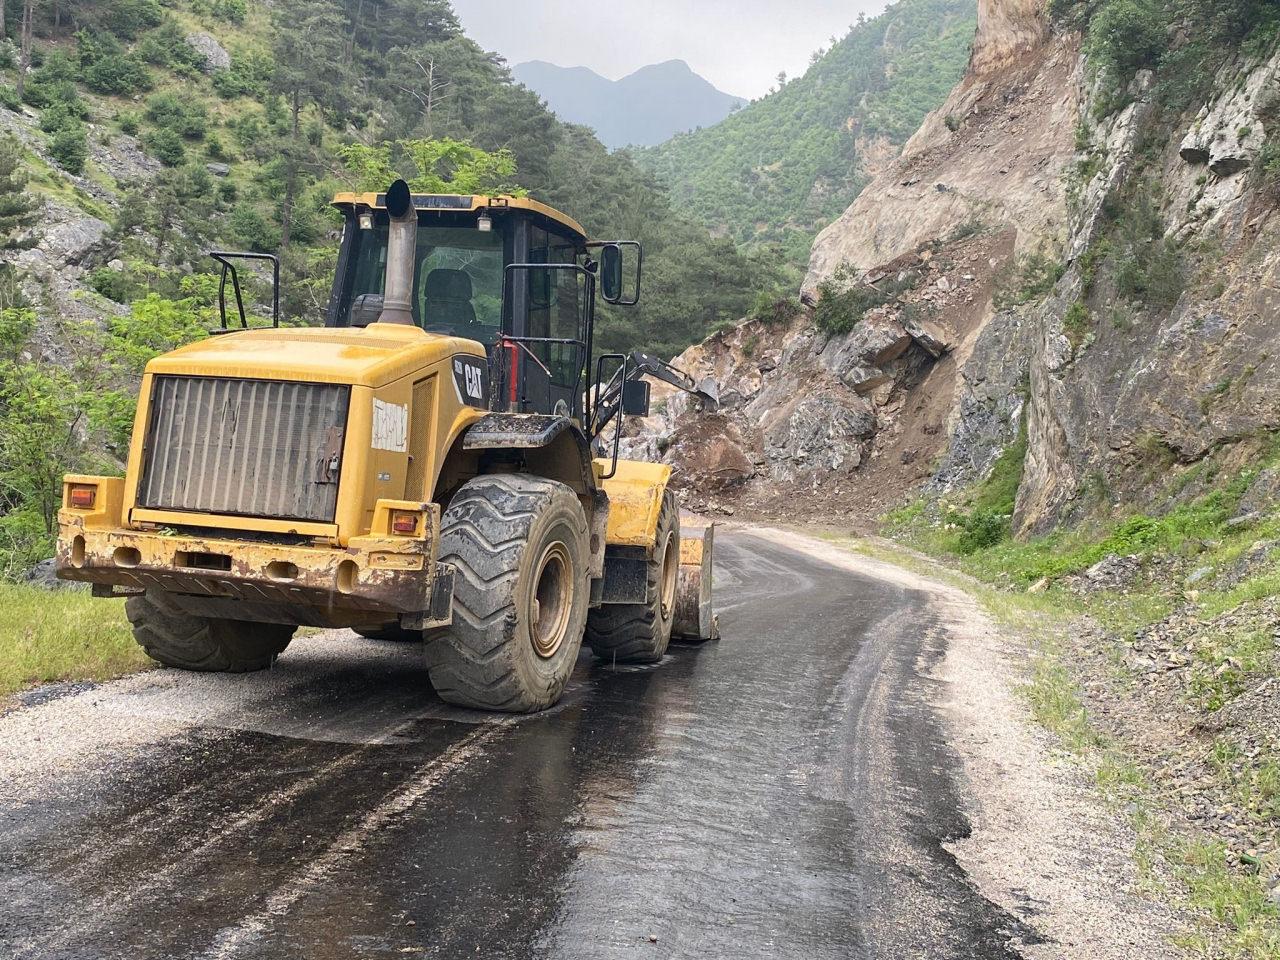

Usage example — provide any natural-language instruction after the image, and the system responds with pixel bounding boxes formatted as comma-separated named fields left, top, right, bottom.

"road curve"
left=0, top=528, right=1035, bottom=959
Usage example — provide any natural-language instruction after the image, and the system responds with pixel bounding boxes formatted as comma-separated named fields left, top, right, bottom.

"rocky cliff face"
left=1019, top=45, right=1280, bottom=531
left=640, top=1, right=1280, bottom=534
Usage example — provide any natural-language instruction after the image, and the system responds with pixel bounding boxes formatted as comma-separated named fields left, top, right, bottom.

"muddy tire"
left=424, top=474, right=590, bottom=713
left=354, top=624, right=423, bottom=642
left=586, top=490, right=680, bottom=664
left=125, top=591, right=294, bottom=672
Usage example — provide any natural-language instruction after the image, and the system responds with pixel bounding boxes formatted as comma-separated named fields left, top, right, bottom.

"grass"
left=0, top=584, right=149, bottom=698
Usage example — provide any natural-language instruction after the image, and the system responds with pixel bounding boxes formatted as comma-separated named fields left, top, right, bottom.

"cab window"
left=338, top=216, right=506, bottom=344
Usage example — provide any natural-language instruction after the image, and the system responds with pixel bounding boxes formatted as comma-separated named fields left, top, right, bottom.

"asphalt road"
left=0, top=529, right=1036, bottom=959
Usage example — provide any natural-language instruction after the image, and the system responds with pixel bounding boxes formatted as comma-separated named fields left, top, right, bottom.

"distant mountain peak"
left=513, top=60, right=745, bottom=150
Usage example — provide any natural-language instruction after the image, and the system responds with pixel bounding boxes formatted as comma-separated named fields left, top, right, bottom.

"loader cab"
left=326, top=192, right=638, bottom=423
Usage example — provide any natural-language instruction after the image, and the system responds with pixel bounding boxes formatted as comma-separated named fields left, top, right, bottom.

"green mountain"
left=513, top=59, right=746, bottom=149
left=637, top=0, right=977, bottom=264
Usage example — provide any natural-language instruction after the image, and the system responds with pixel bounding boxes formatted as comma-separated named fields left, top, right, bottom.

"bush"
left=48, top=123, right=89, bottom=175
left=228, top=203, right=280, bottom=252
left=117, top=111, right=140, bottom=136
left=82, top=53, right=152, bottom=96
left=88, top=266, right=140, bottom=303
left=995, top=253, right=1065, bottom=308
left=814, top=263, right=884, bottom=335
left=144, top=91, right=207, bottom=139
left=144, top=127, right=186, bottom=166
left=0, top=86, right=18, bottom=112
left=1088, top=0, right=1167, bottom=75
left=213, top=51, right=273, bottom=99
left=205, top=132, right=228, bottom=161
left=104, top=0, right=165, bottom=40
left=956, top=510, right=1009, bottom=554
left=39, top=101, right=84, bottom=134
left=193, top=0, right=248, bottom=23
left=137, top=20, right=207, bottom=74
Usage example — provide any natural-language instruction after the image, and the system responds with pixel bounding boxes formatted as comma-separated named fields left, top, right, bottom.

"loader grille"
left=138, top=376, right=350, bottom=523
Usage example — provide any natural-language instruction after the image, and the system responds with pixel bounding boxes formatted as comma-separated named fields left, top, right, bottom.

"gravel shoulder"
left=749, top=525, right=1184, bottom=958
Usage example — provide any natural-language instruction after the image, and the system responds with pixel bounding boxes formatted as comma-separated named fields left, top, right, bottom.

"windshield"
left=339, top=221, right=506, bottom=344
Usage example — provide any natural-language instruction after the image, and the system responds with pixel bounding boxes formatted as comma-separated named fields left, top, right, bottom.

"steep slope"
left=636, top=0, right=978, bottom=263
left=513, top=59, right=745, bottom=149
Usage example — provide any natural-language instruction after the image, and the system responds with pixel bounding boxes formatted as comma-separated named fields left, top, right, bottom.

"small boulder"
left=902, top=314, right=953, bottom=358
left=1179, top=128, right=1210, bottom=164
left=205, top=162, right=231, bottom=177
left=185, top=32, right=231, bottom=73
left=23, top=558, right=86, bottom=591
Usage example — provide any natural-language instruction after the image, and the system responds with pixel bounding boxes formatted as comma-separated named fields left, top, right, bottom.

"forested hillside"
left=637, top=0, right=976, bottom=265
left=0, top=0, right=783, bottom=576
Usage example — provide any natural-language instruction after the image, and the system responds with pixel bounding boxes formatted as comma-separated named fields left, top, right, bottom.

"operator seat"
left=422, top=268, right=477, bottom=336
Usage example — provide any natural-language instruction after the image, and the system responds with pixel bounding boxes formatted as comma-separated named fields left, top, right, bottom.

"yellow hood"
left=145, top=323, right=485, bottom=388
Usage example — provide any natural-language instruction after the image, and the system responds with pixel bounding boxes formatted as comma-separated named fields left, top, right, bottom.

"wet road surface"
left=0, top=530, right=1035, bottom=959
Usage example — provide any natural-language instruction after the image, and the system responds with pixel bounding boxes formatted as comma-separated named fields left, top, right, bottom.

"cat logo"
left=452, top=356, right=489, bottom=409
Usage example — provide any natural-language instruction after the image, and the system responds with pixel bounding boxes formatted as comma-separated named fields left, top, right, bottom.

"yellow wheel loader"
left=55, top=180, right=718, bottom=713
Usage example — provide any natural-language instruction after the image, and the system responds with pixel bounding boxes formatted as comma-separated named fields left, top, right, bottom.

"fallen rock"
left=1082, top=554, right=1141, bottom=591
left=206, top=162, right=231, bottom=177
left=764, top=389, right=875, bottom=476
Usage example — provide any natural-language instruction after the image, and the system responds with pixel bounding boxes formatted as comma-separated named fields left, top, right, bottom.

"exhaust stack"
left=378, top=179, right=417, bottom=326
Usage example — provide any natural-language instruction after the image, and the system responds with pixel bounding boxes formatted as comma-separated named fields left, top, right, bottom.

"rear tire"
left=125, top=591, right=294, bottom=672
left=586, top=490, right=680, bottom=664
left=424, top=474, right=590, bottom=712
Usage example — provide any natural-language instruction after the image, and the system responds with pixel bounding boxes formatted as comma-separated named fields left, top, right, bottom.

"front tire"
left=586, top=490, right=680, bottom=664
left=125, top=591, right=294, bottom=672
left=425, top=475, right=590, bottom=712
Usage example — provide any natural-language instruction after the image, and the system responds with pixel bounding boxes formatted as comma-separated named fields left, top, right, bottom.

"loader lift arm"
left=589, top=352, right=719, bottom=480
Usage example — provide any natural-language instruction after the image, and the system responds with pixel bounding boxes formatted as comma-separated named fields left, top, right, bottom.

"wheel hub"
left=659, top=530, right=679, bottom=620
left=530, top=542, right=573, bottom=659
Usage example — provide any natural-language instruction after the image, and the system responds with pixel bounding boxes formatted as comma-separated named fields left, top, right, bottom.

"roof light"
left=477, top=214, right=492, bottom=233
left=358, top=211, right=374, bottom=231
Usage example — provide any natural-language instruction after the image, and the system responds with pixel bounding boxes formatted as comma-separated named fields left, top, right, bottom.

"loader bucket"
left=672, top=524, right=719, bottom=642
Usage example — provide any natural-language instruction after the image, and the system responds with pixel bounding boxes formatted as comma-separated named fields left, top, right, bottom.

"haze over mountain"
left=513, top=59, right=747, bottom=150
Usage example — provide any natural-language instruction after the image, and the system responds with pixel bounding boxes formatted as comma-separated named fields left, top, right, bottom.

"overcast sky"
left=450, top=1, right=893, bottom=100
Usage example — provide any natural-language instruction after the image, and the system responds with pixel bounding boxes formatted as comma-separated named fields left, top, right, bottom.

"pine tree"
left=0, top=136, right=37, bottom=250
left=270, top=0, right=348, bottom=249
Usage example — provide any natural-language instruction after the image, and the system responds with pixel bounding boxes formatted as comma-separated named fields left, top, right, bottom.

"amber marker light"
left=69, top=485, right=97, bottom=509
left=391, top=511, right=420, bottom=535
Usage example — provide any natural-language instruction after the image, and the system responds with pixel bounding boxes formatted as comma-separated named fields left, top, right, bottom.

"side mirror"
left=621, top=379, right=650, bottom=417
left=598, top=241, right=642, bottom=306
left=600, top=245, right=624, bottom=303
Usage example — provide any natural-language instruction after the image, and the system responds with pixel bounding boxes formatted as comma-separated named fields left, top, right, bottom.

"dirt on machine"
left=55, top=178, right=718, bottom=713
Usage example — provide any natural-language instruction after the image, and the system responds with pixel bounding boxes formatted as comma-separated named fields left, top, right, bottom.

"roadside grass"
left=0, top=584, right=149, bottom=698
left=814, top=530, right=1280, bottom=959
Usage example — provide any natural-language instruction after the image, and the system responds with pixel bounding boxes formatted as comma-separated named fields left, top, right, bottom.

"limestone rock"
left=843, top=365, right=895, bottom=395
